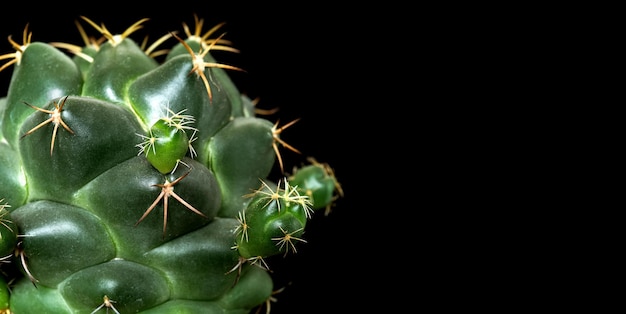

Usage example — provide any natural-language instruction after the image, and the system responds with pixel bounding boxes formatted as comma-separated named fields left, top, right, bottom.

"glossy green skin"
left=144, top=118, right=191, bottom=174
left=289, top=162, right=341, bottom=210
left=0, top=19, right=341, bottom=313
left=235, top=185, right=309, bottom=259
left=0, top=212, right=17, bottom=258
left=1, top=275, right=9, bottom=311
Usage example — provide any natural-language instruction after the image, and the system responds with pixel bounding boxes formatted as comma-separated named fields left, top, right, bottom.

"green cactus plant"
left=0, top=15, right=343, bottom=314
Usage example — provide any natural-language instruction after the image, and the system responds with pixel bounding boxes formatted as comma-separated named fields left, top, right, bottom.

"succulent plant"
left=0, top=15, right=343, bottom=313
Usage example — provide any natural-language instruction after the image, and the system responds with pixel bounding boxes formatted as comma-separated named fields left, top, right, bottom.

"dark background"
left=1, top=5, right=366, bottom=314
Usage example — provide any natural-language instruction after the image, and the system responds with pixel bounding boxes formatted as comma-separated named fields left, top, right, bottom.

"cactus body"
left=0, top=16, right=342, bottom=313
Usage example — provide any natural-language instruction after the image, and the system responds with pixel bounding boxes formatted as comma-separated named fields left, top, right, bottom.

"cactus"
left=0, top=15, right=343, bottom=313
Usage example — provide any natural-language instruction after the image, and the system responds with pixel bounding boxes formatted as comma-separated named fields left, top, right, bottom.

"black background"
left=1, top=5, right=367, bottom=314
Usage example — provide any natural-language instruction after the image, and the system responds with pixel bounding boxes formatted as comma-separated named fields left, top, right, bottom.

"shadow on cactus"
left=0, top=14, right=343, bottom=314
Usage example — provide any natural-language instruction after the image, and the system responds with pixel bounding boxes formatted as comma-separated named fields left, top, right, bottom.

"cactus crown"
left=0, top=14, right=343, bottom=314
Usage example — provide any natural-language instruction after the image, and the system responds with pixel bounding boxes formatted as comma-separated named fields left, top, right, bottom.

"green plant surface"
left=0, top=15, right=343, bottom=314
